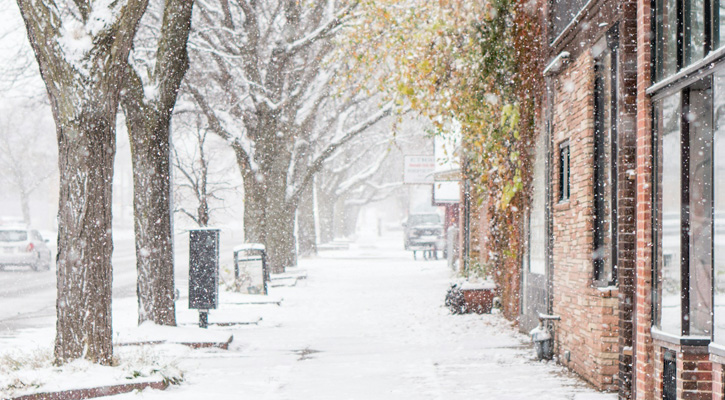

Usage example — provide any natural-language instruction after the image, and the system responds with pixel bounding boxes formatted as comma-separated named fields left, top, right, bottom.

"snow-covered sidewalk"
left=105, top=232, right=613, bottom=400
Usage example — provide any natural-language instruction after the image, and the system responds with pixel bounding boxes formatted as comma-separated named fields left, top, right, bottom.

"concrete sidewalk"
left=99, top=232, right=615, bottom=400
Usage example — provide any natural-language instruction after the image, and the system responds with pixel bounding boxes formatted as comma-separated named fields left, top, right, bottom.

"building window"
left=663, top=350, right=677, bottom=400
left=549, top=0, right=587, bottom=40
left=593, top=30, right=618, bottom=286
left=653, top=0, right=719, bottom=81
left=559, top=142, right=570, bottom=202
left=713, top=69, right=725, bottom=344
left=653, top=78, right=714, bottom=337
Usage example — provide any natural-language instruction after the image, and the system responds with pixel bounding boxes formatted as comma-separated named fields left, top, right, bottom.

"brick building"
left=519, top=0, right=639, bottom=395
left=633, top=0, right=725, bottom=393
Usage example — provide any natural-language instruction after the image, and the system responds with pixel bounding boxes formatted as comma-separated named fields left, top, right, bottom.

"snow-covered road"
left=105, top=232, right=615, bottom=400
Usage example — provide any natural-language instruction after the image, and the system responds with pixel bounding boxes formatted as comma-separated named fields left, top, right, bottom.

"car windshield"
left=408, top=214, right=440, bottom=225
left=0, top=230, right=27, bottom=242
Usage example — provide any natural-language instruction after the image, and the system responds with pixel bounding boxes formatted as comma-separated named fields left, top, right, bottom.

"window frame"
left=653, top=0, right=718, bottom=82
left=593, top=29, right=620, bottom=287
left=652, top=75, right=716, bottom=338
left=558, top=141, right=571, bottom=203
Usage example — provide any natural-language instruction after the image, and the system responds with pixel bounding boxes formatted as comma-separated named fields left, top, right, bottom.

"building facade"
left=520, top=0, right=639, bottom=395
left=634, top=0, right=725, bottom=395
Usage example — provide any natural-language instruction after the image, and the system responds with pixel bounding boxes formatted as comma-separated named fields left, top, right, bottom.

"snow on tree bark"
left=297, top=183, right=317, bottom=257
left=121, top=0, right=194, bottom=327
left=15, top=0, right=149, bottom=365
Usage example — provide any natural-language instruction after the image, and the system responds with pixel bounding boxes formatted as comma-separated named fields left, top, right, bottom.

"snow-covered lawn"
left=1, top=232, right=615, bottom=399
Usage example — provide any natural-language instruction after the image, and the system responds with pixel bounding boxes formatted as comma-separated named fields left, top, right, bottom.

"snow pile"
left=0, top=345, right=185, bottom=398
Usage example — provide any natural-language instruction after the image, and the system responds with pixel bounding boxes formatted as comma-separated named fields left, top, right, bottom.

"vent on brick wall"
left=663, top=350, right=677, bottom=400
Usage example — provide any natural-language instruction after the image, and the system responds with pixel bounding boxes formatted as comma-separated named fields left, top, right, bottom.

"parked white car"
left=0, top=227, right=52, bottom=271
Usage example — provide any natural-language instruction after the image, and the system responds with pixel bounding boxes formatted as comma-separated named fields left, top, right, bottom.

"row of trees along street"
left=8, top=0, right=537, bottom=370
left=8, top=0, right=411, bottom=366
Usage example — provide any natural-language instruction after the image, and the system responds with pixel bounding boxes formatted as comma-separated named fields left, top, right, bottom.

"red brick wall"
left=550, top=50, right=620, bottom=391
left=713, top=359, right=724, bottom=400
left=634, top=0, right=654, bottom=392
left=652, top=344, right=712, bottom=399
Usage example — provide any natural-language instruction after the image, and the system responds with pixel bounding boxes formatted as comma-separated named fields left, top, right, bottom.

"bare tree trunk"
left=243, top=175, right=297, bottom=273
left=316, top=184, right=336, bottom=244
left=55, top=110, right=116, bottom=365
left=298, top=183, right=317, bottom=256
left=19, top=188, right=30, bottom=225
left=16, top=0, right=149, bottom=365
left=127, top=118, right=176, bottom=325
left=122, top=0, right=194, bottom=326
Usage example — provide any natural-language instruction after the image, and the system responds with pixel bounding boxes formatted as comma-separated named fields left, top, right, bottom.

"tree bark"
left=242, top=171, right=297, bottom=273
left=16, top=0, right=149, bottom=365
left=126, top=109, right=176, bottom=326
left=316, top=182, right=335, bottom=244
left=54, top=110, right=117, bottom=365
left=122, top=0, right=194, bottom=326
left=19, top=188, right=30, bottom=225
left=297, top=182, right=317, bottom=256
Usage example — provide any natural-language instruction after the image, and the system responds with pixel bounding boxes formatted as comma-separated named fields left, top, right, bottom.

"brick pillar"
left=634, top=0, right=654, bottom=393
left=618, top=0, right=639, bottom=397
left=713, top=362, right=724, bottom=400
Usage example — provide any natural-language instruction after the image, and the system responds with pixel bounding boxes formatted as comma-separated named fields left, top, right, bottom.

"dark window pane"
left=559, top=144, right=570, bottom=201
left=549, top=0, right=587, bottom=39
left=655, top=0, right=679, bottom=80
left=655, top=93, right=682, bottom=335
left=716, top=0, right=725, bottom=49
left=714, top=70, right=725, bottom=343
left=687, top=82, right=713, bottom=336
left=685, top=0, right=706, bottom=64
left=594, top=46, right=616, bottom=285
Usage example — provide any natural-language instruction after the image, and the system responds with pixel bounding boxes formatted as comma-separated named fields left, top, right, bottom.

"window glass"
left=687, top=82, right=713, bottom=336
left=594, top=47, right=616, bottom=285
left=714, top=70, right=725, bottom=343
left=529, top=132, right=547, bottom=275
left=656, top=93, right=683, bottom=335
left=655, top=0, right=679, bottom=80
left=716, top=0, right=725, bottom=49
left=549, top=0, right=587, bottom=39
left=559, top=144, right=570, bottom=201
left=0, top=230, right=28, bottom=242
left=686, top=0, right=706, bottom=65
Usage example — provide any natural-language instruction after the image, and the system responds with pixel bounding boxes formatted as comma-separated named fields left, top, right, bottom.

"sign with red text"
left=404, top=155, right=435, bottom=184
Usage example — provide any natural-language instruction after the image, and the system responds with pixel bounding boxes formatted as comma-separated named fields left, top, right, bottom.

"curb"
left=10, top=380, right=168, bottom=400
left=115, top=334, right=234, bottom=350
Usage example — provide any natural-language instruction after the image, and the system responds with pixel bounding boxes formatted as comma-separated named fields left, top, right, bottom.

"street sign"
left=404, top=155, right=435, bottom=184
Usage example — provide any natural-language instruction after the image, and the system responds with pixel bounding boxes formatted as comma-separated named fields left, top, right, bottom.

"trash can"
left=530, top=323, right=553, bottom=360
left=530, top=313, right=560, bottom=361
left=189, top=228, right=220, bottom=328
left=233, top=243, right=268, bottom=295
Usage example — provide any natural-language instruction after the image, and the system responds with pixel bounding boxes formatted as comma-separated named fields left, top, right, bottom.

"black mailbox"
left=189, top=228, right=220, bottom=327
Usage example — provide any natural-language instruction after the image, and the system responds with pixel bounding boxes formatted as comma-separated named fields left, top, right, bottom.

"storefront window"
left=654, top=79, right=715, bottom=337
left=685, top=0, right=706, bottom=64
left=655, top=0, right=679, bottom=80
left=655, top=92, right=682, bottom=335
left=687, top=81, right=713, bottom=336
left=716, top=0, right=725, bottom=49
left=713, top=70, right=725, bottom=343
left=654, top=0, right=717, bottom=81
